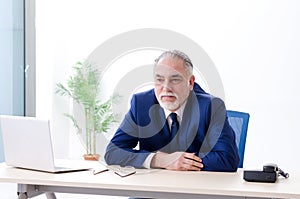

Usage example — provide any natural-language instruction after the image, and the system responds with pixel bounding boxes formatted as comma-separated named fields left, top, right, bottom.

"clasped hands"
left=151, top=151, right=203, bottom=171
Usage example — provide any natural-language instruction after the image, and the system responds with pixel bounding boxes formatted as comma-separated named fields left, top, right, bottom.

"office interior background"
left=1, top=0, right=300, bottom=171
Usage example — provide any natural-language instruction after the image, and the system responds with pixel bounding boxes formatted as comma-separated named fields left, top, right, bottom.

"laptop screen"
left=0, top=115, right=56, bottom=171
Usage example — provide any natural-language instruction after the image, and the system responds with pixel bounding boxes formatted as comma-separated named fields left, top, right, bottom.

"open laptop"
left=0, top=115, right=92, bottom=173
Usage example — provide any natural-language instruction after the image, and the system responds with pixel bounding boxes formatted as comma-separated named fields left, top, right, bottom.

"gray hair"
left=154, top=50, right=193, bottom=76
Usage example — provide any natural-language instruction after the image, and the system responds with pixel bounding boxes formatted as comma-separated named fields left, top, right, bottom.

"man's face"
left=154, top=57, right=195, bottom=111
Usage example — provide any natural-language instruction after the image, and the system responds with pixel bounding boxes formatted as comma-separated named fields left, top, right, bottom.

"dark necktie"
left=169, top=113, right=179, bottom=139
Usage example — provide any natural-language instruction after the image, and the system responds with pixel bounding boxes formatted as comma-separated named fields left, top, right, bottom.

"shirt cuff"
left=142, top=153, right=156, bottom=169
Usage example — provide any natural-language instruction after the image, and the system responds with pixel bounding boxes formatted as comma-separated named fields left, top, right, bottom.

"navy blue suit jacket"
left=105, top=83, right=239, bottom=171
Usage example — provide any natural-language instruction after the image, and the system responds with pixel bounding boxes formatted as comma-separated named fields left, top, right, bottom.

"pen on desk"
left=93, top=168, right=109, bottom=175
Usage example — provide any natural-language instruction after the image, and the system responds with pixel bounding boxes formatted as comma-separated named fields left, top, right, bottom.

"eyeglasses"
left=93, top=165, right=136, bottom=177
left=108, top=165, right=136, bottom=177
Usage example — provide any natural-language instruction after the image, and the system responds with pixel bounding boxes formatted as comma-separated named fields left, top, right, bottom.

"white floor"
left=1, top=183, right=127, bottom=199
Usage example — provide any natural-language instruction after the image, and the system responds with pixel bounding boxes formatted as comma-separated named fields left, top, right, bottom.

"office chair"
left=227, top=110, right=250, bottom=168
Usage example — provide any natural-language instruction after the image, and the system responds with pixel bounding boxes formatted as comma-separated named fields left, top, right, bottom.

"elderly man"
left=105, top=50, right=239, bottom=172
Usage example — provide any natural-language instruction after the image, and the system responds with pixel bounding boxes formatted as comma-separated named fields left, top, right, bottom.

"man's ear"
left=189, top=75, right=195, bottom=90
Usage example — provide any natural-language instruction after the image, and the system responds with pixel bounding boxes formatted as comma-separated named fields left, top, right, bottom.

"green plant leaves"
left=55, top=60, right=119, bottom=154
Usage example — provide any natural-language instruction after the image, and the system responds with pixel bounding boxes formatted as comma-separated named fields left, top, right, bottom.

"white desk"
left=0, top=163, right=299, bottom=199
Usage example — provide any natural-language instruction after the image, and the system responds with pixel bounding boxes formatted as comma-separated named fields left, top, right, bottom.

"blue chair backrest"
left=227, top=110, right=250, bottom=168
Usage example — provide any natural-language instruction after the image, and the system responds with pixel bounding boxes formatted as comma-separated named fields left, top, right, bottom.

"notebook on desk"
left=0, top=115, right=92, bottom=173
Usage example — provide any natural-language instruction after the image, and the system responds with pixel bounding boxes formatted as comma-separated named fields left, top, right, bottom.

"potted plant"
left=55, top=60, right=117, bottom=161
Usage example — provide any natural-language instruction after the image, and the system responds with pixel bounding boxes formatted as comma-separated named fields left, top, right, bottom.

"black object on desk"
left=243, top=163, right=289, bottom=183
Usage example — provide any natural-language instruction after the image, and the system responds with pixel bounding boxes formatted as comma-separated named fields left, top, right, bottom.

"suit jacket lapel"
left=177, top=91, right=200, bottom=151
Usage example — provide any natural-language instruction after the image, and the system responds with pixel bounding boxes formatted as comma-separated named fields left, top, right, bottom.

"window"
left=0, top=0, right=25, bottom=162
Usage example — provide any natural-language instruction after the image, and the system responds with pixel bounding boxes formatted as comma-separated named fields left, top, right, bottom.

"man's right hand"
left=150, top=151, right=203, bottom=171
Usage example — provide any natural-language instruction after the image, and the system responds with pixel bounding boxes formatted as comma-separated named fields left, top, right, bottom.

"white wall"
left=36, top=0, right=300, bottom=171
